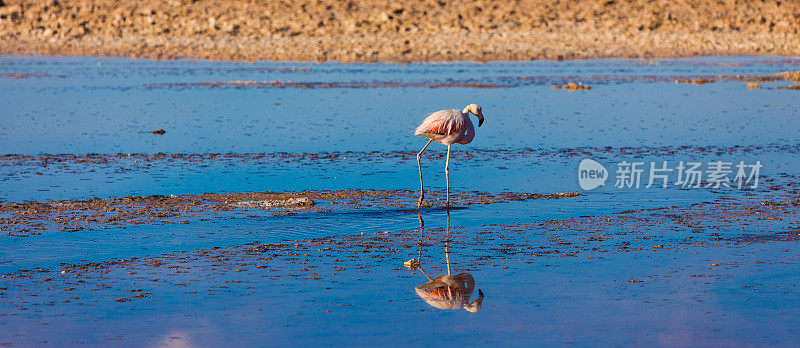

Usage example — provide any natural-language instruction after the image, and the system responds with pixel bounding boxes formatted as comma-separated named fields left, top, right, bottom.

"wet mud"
left=0, top=190, right=578, bottom=235
left=4, top=144, right=800, bottom=169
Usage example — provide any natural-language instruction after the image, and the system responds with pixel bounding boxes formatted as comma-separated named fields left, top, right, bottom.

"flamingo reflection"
left=404, top=211, right=484, bottom=312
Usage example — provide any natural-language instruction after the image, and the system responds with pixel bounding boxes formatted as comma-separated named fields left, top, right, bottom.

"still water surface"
left=1, top=56, right=799, bottom=346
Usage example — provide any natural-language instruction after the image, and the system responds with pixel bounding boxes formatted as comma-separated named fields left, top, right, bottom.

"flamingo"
left=414, top=104, right=485, bottom=208
left=404, top=211, right=484, bottom=312
left=414, top=273, right=484, bottom=312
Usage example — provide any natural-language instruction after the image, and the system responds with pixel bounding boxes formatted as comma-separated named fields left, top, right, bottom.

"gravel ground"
left=1, top=0, right=799, bottom=62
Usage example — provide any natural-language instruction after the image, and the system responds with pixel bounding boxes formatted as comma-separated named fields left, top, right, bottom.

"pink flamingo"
left=405, top=212, right=484, bottom=312
left=414, top=104, right=485, bottom=208
left=414, top=273, right=484, bottom=312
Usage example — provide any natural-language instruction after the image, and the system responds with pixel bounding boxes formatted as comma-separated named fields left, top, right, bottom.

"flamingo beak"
left=477, top=112, right=484, bottom=127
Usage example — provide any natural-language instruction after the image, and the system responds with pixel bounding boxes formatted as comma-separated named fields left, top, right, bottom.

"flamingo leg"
left=445, top=210, right=451, bottom=275
left=416, top=139, right=433, bottom=208
left=445, top=144, right=451, bottom=208
left=416, top=213, right=425, bottom=262
left=442, top=241, right=451, bottom=276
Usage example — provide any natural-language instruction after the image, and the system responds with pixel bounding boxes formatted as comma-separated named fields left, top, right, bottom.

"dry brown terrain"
left=1, top=0, right=799, bottom=62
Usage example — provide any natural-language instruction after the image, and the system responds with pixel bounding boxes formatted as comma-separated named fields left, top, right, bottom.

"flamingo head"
left=404, top=258, right=421, bottom=271
left=463, top=104, right=484, bottom=127
left=464, top=289, right=484, bottom=312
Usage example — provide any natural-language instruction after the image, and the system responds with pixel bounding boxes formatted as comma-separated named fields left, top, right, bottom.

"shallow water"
left=1, top=56, right=799, bottom=155
left=2, top=56, right=800, bottom=346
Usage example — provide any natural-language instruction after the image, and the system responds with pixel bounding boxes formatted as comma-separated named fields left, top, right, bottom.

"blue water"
left=2, top=56, right=800, bottom=346
left=2, top=55, right=798, bottom=275
left=1, top=56, right=799, bottom=155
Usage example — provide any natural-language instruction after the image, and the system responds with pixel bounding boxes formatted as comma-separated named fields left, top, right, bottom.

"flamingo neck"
left=462, top=106, right=471, bottom=115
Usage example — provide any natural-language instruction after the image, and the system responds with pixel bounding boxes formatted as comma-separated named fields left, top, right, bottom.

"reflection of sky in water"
left=2, top=57, right=800, bottom=346
left=3, top=204, right=799, bottom=346
left=1, top=56, right=797, bottom=272
left=4, top=148, right=776, bottom=201
left=1, top=56, right=799, bottom=154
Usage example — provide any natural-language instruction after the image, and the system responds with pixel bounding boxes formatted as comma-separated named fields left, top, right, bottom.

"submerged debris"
left=746, top=83, right=761, bottom=89
left=778, top=71, right=800, bottom=83
left=550, top=82, right=591, bottom=91
left=232, top=197, right=315, bottom=209
left=675, top=78, right=715, bottom=85
left=0, top=73, right=67, bottom=79
left=2, top=73, right=40, bottom=78
left=146, top=80, right=504, bottom=89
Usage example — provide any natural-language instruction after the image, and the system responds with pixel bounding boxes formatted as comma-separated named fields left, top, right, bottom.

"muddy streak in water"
left=133, top=71, right=800, bottom=90
left=0, top=190, right=578, bottom=235
left=144, top=80, right=505, bottom=89
left=8, top=69, right=799, bottom=90
left=3, top=145, right=799, bottom=170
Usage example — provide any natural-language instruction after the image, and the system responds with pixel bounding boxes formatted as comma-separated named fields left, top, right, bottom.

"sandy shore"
left=1, top=0, right=799, bottom=62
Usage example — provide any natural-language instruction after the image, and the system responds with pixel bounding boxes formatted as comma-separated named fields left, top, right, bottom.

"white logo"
left=578, top=159, right=608, bottom=190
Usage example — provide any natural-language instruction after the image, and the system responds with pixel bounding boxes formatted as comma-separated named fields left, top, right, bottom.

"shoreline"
left=3, top=49, right=799, bottom=65
left=2, top=0, right=799, bottom=63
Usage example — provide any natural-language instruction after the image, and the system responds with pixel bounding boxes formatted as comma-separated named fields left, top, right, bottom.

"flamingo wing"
left=414, top=109, right=462, bottom=140
left=425, top=121, right=449, bottom=135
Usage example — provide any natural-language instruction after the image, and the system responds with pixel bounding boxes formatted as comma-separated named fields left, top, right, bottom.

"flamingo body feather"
left=414, top=109, right=475, bottom=145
